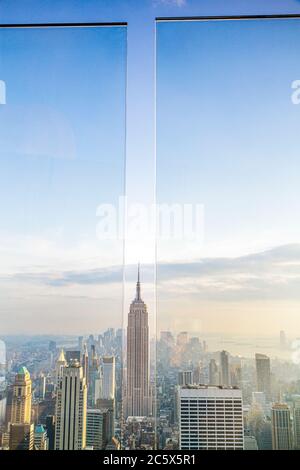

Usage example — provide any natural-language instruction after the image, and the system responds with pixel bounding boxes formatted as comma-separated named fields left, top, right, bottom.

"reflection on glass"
left=156, top=18, right=300, bottom=450
left=0, top=25, right=126, bottom=449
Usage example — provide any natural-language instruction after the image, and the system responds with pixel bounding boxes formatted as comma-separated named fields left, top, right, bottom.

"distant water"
left=200, top=333, right=293, bottom=361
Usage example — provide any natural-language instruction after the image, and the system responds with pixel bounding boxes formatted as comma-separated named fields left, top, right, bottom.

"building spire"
left=136, top=263, right=141, bottom=300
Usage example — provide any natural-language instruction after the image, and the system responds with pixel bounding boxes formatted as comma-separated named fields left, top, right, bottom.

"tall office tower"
left=257, top=420, right=272, bottom=450
left=55, top=361, right=87, bottom=450
left=8, top=366, right=32, bottom=451
left=78, top=336, right=84, bottom=353
left=193, top=363, right=205, bottom=385
left=94, top=368, right=103, bottom=404
left=82, top=343, right=89, bottom=379
left=230, top=361, right=242, bottom=388
left=178, top=371, right=193, bottom=386
left=96, top=398, right=115, bottom=443
left=102, top=356, right=115, bottom=400
left=0, top=340, right=6, bottom=425
left=179, top=385, right=244, bottom=450
left=88, top=347, right=100, bottom=406
left=87, top=335, right=95, bottom=354
left=176, top=332, right=188, bottom=347
left=271, top=403, right=293, bottom=450
left=34, top=424, right=47, bottom=450
left=9, top=423, right=34, bottom=450
left=66, top=350, right=81, bottom=364
left=45, top=415, right=55, bottom=450
left=220, top=351, right=230, bottom=387
left=160, top=331, right=175, bottom=347
left=293, top=397, right=300, bottom=449
left=0, top=391, right=6, bottom=426
left=11, top=366, right=32, bottom=424
left=55, top=349, right=67, bottom=387
left=255, top=354, right=271, bottom=401
left=86, top=409, right=106, bottom=450
left=209, top=359, right=219, bottom=386
left=49, top=341, right=56, bottom=354
left=126, top=266, right=150, bottom=417
left=37, top=374, right=46, bottom=400
left=252, top=391, right=267, bottom=415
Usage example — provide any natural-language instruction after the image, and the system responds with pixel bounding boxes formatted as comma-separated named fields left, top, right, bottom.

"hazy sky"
left=156, top=18, right=300, bottom=336
left=1, top=1, right=300, bottom=337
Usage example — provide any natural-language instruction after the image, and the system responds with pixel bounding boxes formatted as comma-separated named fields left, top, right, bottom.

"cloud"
left=156, top=244, right=300, bottom=301
left=2, top=243, right=300, bottom=302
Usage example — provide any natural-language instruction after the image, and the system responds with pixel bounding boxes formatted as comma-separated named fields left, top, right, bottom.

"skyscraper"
left=255, top=354, right=271, bottom=401
left=102, top=356, right=115, bottom=400
left=9, top=423, right=34, bottom=450
left=178, top=385, right=244, bottom=450
left=209, top=359, right=219, bottom=386
left=34, top=424, right=48, bottom=450
left=271, top=403, right=293, bottom=450
left=9, top=366, right=33, bottom=450
left=178, top=371, right=193, bottom=386
left=96, top=398, right=114, bottom=444
left=11, top=366, right=32, bottom=424
left=220, top=351, right=230, bottom=387
left=55, top=360, right=87, bottom=450
left=45, top=415, right=55, bottom=450
left=252, top=391, right=267, bottom=415
left=126, top=266, right=150, bottom=417
left=86, top=409, right=106, bottom=450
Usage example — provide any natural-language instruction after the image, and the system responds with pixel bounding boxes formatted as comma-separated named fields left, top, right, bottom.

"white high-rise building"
left=179, top=385, right=244, bottom=450
left=271, top=403, right=293, bottom=450
left=55, top=361, right=87, bottom=450
left=101, top=356, right=115, bottom=400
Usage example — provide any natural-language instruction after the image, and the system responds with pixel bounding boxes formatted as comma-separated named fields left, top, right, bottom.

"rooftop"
left=17, top=366, right=30, bottom=376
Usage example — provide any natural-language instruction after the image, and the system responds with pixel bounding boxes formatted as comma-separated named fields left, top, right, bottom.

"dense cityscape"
left=0, top=269, right=300, bottom=451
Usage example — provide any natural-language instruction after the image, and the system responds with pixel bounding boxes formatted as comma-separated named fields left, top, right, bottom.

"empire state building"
left=125, top=266, right=150, bottom=417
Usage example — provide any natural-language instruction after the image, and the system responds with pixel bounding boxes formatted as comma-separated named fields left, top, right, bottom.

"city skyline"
left=2, top=0, right=300, bottom=456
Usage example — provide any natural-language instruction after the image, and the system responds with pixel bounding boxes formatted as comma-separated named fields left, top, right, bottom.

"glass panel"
left=0, top=25, right=126, bottom=449
left=156, top=18, right=300, bottom=450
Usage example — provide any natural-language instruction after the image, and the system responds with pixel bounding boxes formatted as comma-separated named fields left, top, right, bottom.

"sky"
left=1, top=1, right=300, bottom=338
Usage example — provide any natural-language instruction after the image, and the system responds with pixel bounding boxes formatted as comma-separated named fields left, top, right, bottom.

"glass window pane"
left=156, top=18, right=300, bottom=450
left=0, top=24, right=126, bottom=447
